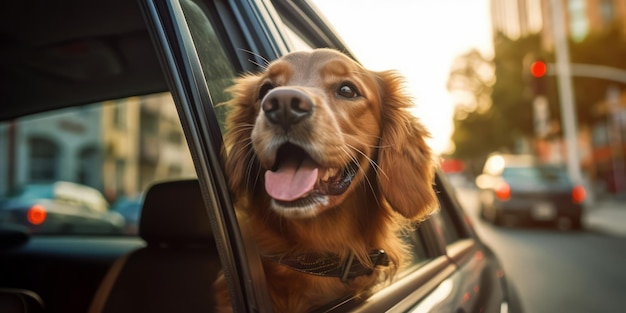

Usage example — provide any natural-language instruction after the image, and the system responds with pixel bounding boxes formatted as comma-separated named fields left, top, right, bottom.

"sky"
left=312, top=0, right=494, bottom=155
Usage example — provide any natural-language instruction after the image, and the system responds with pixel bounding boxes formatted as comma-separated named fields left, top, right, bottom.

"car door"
left=139, top=0, right=517, bottom=312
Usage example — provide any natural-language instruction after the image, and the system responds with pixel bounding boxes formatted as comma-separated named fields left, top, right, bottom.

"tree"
left=448, top=24, right=626, bottom=175
left=446, top=49, right=495, bottom=173
left=447, top=34, right=542, bottom=174
left=569, top=21, right=626, bottom=125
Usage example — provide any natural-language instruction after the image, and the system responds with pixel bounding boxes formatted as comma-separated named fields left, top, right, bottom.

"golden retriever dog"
left=215, top=48, right=437, bottom=313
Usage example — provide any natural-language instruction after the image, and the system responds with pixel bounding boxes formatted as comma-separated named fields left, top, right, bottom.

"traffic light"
left=529, top=60, right=547, bottom=95
left=523, top=57, right=550, bottom=137
left=530, top=61, right=547, bottom=78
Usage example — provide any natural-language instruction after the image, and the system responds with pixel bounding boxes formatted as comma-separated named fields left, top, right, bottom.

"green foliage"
left=448, top=33, right=542, bottom=163
left=448, top=23, right=626, bottom=168
left=569, top=22, right=626, bottom=124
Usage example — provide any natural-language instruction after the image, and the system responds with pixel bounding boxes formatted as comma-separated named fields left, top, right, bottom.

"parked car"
left=476, top=154, right=586, bottom=229
left=110, top=196, right=143, bottom=235
left=0, top=181, right=125, bottom=234
left=0, top=1, right=522, bottom=313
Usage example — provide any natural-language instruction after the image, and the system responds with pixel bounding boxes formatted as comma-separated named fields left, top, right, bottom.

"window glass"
left=180, top=0, right=238, bottom=131
left=502, top=165, right=571, bottom=184
left=282, top=25, right=315, bottom=51
left=399, top=226, right=430, bottom=271
left=430, top=201, right=463, bottom=246
left=0, top=93, right=196, bottom=235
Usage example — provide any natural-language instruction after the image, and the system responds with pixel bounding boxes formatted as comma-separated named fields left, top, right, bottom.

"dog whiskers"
left=340, top=146, right=381, bottom=207
left=238, top=48, right=270, bottom=70
left=343, top=133, right=393, bottom=149
left=226, top=124, right=255, bottom=134
left=243, top=145, right=260, bottom=193
left=344, top=143, right=387, bottom=181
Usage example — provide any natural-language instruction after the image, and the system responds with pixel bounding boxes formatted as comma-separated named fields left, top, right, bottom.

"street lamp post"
left=549, top=0, right=583, bottom=186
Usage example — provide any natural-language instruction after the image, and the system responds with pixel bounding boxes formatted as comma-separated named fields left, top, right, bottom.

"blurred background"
left=314, top=0, right=626, bottom=312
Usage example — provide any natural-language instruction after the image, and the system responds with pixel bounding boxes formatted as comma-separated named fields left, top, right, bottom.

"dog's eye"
left=336, top=83, right=360, bottom=99
left=259, top=82, right=275, bottom=100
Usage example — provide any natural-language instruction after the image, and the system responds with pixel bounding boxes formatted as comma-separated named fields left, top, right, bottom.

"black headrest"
left=139, top=179, right=213, bottom=245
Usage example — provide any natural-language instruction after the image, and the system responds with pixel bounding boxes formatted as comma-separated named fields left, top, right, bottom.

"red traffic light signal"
left=530, top=61, right=547, bottom=78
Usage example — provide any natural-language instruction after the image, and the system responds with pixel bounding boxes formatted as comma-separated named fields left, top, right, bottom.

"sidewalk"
left=584, top=197, right=626, bottom=236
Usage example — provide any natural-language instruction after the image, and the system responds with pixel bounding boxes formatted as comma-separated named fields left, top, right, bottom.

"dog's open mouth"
left=264, top=143, right=357, bottom=204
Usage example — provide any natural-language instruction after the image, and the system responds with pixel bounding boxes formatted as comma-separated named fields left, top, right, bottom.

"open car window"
left=172, top=1, right=470, bottom=311
left=0, top=93, right=196, bottom=235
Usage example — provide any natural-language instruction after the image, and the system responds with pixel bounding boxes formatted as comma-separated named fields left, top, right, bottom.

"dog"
left=215, top=48, right=437, bottom=313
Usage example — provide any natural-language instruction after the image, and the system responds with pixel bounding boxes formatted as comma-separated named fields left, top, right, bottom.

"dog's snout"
left=262, top=88, right=313, bottom=131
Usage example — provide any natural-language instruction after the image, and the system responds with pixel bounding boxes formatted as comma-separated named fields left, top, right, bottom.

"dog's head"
left=224, top=49, right=436, bottom=220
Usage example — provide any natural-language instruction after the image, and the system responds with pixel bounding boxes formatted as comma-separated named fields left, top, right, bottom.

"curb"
left=583, top=200, right=626, bottom=237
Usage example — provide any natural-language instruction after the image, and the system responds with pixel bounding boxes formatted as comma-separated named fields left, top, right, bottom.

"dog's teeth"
left=329, top=168, right=339, bottom=178
left=320, top=168, right=338, bottom=183
left=321, top=170, right=331, bottom=182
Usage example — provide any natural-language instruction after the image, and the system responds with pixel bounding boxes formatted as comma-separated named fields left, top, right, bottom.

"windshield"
left=10, top=184, right=55, bottom=200
left=501, top=166, right=570, bottom=184
left=0, top=93, right=196, bottom=235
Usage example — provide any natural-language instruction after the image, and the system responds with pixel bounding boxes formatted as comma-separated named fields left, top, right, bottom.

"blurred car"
left=0, top=1, right=522, bottom=313
left=441, top=158, right=476, bottom=189
left=111, top=196, right=143, bottom=235
left=476, top=154, right=586, bottom=229
left=0, top=181, right=125, bottom=234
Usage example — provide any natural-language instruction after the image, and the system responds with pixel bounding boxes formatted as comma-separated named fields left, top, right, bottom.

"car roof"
left=0, top=0, right=167, bottom=121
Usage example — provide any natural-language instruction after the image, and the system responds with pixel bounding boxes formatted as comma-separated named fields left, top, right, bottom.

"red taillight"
left=572, top=185, right=586, bottom=204
left=495, top=182, right=511, bottom=201
left=27, top=204, right=47, bottom=225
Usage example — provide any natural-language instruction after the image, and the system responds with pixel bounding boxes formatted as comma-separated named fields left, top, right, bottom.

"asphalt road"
left=455, top=188, right=626, bottom=313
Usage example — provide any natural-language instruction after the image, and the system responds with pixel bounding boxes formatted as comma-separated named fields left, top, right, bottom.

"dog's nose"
left=262, top=88, right=313, bottom=131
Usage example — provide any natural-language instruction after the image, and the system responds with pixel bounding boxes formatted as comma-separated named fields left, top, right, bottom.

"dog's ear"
left=375, top=71, right=437, bottom=220
left=223, top=74, right=263, bottom=198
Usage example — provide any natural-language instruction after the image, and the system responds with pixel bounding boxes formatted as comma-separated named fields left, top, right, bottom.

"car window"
left=502, top=166, right=570, bottom=184
left=10, top=184, right=54, bottom=200
left=0, top=93, right=196, bottom=235
left=399, top=225, right=433, bottom=272
left=430, top=204, right=463, bottom=246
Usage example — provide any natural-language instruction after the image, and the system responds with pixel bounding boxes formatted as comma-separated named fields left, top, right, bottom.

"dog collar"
left=264, top=249, right=389, bottom=282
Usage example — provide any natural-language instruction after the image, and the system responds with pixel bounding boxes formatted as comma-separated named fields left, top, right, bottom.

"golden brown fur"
left=215, top=48, right=437, bottom=312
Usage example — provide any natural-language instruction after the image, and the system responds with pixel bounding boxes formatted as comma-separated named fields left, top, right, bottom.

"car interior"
left=0, top=0, right=166, bottom=121
left=88, top=179, right=220, bottom=313
left=0, top=1, right=174, bottom=312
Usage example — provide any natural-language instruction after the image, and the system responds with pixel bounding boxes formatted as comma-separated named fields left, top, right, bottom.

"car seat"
left=0, top=288, right=44, bottom=313
left=88, top=179, right=221, bottom=313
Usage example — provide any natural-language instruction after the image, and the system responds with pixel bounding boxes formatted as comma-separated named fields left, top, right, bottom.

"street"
left=455, top=187, right=626, bottom=313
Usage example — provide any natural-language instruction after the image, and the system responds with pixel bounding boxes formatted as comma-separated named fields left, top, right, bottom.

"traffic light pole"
left=550, top=0, right=583, bottom=186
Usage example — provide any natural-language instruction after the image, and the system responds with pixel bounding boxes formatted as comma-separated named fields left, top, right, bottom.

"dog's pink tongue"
left=265, top=158, right=318, bottom=201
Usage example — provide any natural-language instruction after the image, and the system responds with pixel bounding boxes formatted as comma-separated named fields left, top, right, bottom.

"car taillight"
left=495, top=182, right=511, bottom=201
left=572, top=185, right=586, bottom=204
left=27, top=204, right=47, bottom=225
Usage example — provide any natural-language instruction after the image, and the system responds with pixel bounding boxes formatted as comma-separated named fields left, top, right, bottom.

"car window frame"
left=140, top=1, right=272, bottom=312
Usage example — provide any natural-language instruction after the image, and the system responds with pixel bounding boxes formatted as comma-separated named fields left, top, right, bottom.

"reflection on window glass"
left=282, top=26, right=315, bottom=51
left=430, top=203, right=462, bottom=246
left=397, top=226, right=430, bottom=277
left=181, top=0, right=238, bottom=132
left=0, top=93, right=195, bottom=236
